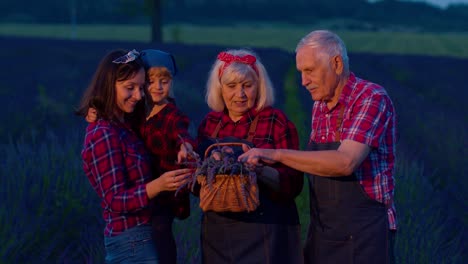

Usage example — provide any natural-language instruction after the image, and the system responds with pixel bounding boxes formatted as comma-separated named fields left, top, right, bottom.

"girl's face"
left=114, top=68, right=145, bottom=119
left=221, top=72, right=258, bottom=122
left=146, top=67, right=173, bottom=105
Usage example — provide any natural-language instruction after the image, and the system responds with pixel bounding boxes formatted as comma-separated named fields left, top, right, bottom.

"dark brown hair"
left=75, top=49, right=145, bottom=121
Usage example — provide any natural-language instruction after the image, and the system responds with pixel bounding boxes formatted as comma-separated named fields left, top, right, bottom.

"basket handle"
left=204, top=142, right=250, bottom=159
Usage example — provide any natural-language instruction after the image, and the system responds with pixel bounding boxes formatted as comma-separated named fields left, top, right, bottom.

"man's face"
left=296, top=46, right=342, bottom=103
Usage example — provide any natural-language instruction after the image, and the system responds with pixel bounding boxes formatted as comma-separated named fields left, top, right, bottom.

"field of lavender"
left=0, top=36, right=466, bottom=263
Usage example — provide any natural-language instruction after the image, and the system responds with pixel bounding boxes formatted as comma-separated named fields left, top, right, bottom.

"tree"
left=119, top=0, right=162, bottom=42
left=149, top=0, right=162, bottom=43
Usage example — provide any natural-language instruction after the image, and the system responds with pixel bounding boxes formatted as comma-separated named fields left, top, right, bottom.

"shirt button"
left=325, top=114, right=329, bottom=117
left=321, top=136, right=325, bottom=140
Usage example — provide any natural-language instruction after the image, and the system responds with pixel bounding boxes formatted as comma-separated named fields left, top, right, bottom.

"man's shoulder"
left=352, top=74, right=388, bottom=97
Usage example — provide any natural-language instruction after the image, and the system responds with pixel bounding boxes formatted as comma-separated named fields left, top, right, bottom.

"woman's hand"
left=146, top=168, right=193, bottom=199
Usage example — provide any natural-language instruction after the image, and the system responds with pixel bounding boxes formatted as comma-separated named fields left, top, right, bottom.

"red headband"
left=217, top=52, right=259, bottom=79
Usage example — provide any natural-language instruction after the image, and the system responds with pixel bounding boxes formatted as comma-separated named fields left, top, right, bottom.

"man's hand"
left=238, top=145, right=276, bottom=165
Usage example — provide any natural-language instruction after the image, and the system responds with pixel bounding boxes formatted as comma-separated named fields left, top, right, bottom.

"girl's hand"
left=86, top=107, right=98, bottom=123
left=177, top=142, right=199, bottom=164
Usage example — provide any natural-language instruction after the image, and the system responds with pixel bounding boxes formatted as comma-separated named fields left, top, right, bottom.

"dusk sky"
left=406, top=0, right=468, bottom=7
left=430, top=0, right=468, bottom=6
left=369, top=0, right=468, bottom=8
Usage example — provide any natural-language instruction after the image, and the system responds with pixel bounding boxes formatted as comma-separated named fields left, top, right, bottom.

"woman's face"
left=146, top=67, right=172, bottom=105
left=114, top=68, right=145, bottom=119
left=221, top=72, right=258, bottom=121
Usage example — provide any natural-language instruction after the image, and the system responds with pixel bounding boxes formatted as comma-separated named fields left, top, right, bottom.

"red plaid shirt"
left=138, top=102, right=195, bottom=218
left=81, top=119, right=152, bottom=237
left=198, top=106, right=304, bottom=201
left=139, top=102, right=196, bottom=174
left=310, top=72, right=397, bottom=230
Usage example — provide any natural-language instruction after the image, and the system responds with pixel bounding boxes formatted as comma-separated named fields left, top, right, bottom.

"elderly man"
left=239, top=30, right=397, bottom=263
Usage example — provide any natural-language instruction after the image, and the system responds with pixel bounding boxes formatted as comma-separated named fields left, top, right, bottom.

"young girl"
left=76, top=49, right=192, bottom=263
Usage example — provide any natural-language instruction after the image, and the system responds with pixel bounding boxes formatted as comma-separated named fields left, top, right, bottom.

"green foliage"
left=393, top=152, right=465, bottom=263
left=2, top=23, right=468, bottom=58
left=170, top=25, right=182, bottom=43
left=283, top=63, right=310, bottom=241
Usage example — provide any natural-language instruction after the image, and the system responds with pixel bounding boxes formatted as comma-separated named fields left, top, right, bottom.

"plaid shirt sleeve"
left=144, top=105, right=196, bottom=173
left=172, top=111, right=197, bottom=155
left=343, top=88, right=394, bottom=148
left=83, top=124, right=149, bottom=214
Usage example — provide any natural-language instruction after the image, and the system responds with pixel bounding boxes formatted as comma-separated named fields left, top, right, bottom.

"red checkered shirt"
left=139, top=102, right=196, bottom=174
left=138, top=102, right=195, bottom=218
left=81, top=119, right=152, bottom=237
left=198, top=106, right=304, bottom=201
left=310, top=72, right=397, bottom=230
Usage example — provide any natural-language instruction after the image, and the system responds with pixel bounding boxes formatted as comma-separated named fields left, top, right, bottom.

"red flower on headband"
left=217, top=52, right=259, bottom=78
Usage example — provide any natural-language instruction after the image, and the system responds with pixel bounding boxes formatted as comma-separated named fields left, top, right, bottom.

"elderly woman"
left=197, top=49, right=304, bottom=264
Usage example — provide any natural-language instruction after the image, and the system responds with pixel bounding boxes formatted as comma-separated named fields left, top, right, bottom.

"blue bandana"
left=140, top=49, right=178, bottom=76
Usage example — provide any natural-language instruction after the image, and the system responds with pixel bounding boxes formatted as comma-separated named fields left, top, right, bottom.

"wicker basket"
left=197, top=142, right=260, bottom=213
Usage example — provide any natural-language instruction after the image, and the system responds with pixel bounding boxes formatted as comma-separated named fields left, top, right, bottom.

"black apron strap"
left=335, top=105, right=345, bottom=142
left=210, top=115, right=259, bottom=142
left=210, top=120, right=222, bottom=138
left=246, top=115, right=259, bottom=142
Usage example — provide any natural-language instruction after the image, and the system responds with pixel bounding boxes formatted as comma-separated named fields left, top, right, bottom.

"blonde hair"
left=205, top=49, right=274, bottom=112
left=147, top=67, right=173, bottom=79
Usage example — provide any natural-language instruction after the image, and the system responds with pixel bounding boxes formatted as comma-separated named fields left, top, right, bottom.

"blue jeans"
left=104, top=224, right=158, bottom=264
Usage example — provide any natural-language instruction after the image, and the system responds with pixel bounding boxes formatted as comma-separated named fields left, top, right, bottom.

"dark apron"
left=304, top=107, right=390, bottom=264
left=201, top=116, right=303, bottom=264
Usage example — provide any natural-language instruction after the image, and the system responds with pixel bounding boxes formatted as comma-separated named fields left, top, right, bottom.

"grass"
left=2, top=23, right=468, bottom=58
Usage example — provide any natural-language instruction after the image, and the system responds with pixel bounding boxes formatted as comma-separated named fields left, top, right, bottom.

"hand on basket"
left=209, top=145, right=234, bottom=161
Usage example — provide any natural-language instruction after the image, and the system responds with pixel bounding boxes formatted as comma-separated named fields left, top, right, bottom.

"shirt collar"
left=338, top=72, right=356, bottom=107
left=220, top=107, right=259, bottom=125
left=318, top=72, right=355, bottom=113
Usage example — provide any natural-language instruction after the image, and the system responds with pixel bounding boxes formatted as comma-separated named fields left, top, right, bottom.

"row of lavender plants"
left=1, top=57, right=466, bottom=263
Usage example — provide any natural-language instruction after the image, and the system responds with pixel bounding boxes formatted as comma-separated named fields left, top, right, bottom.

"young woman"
left=84, top=49, right=197, bottom=264
left=76, top=49, right=192, bottom=263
